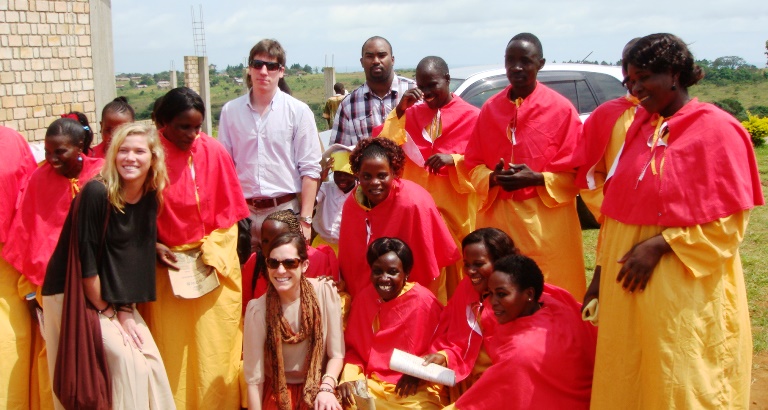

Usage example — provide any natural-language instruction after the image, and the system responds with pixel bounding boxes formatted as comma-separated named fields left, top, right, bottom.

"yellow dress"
left=379, top=109, right=477, bottom=301
left=469, top=165, right=586, bottom=298
left=591, top=212, right=752, bottom=409
left=139, top=224, right=243, bottom=410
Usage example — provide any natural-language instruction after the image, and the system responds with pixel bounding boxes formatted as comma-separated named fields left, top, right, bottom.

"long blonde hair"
left=102, top=122, right=167, bottom=212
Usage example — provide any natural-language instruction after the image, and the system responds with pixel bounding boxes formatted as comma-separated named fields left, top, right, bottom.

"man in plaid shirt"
left=330, top=36, right=415, bottom=146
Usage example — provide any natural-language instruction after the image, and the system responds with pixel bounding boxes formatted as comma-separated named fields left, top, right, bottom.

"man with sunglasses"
left=463, top=32, right=586, bottom=299
left=331, top=36, right=415, bottom=146
left=219, top=39, right=322, bottom=242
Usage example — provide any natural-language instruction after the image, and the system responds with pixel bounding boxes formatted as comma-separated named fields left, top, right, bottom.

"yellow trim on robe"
left=469, top=165, right=586, bottom=298
left=139, top=223, right=243, bottom=410
left=592, top=211, right=752, bottom=409
left=380, top=110, right=477, bottom=300
left=444, top=345, right=492, bottom=404
left=579, top=108, right=634, bottom=223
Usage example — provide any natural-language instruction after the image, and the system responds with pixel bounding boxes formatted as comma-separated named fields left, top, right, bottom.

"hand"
left=156, top=242, right=179, bottom=270
left=425, top=154, right=455, bottom=174
left=396, top=88, right=424, bottom=118
left=117, top=309, right=144, bottom=350
left=582, top=266, right=601, bottom=312
left=314, top=390, right=342, bottom=410
left=616, top=235, right=671, bottom=293
left=421, top=353, right=447, bottom=367
left=495, top=163, right=544, bottom=192
left=337, top=381, right=357, bottom=408
left=394, top=374, right=421, bottom=398
left=320, top=157, right=335, bottom=181
left=300, top=221, right=312, bottom=241
left=27, top=298, right=41, bottom=325
left=489, top=158, right=505, bottom=188
left=109, top=315, right=139, bottom=350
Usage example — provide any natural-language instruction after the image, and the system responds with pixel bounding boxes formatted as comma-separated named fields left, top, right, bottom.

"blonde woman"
left=42, top=122, right=175, bottom=408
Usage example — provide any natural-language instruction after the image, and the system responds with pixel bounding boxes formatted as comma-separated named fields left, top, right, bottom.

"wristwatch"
left=299, top=215, right=313, bottom=224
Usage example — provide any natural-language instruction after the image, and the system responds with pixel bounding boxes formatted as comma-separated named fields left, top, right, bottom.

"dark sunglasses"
left=250, top=59, right=282, bottom=71
left=266, top=257, right=302, bottom=269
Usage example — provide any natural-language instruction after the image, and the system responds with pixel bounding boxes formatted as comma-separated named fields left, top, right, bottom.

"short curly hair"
left=349, top=137, right=406, bottom=178
left=625, top=33, right=704, bottom=89
left=366, top=237, right=414, bottom=275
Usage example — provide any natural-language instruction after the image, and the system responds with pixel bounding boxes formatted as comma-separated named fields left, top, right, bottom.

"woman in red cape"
left=2, top=118, right=103, bottom=409
left=337, top=137, right=459, bottom=300
left=446, top=255, right=597, bottom=410
left=138, top=87, right=249, bottom=410
left=338, top=238, right=444, bottom=410
left=422, top=228, right=518, bottom=403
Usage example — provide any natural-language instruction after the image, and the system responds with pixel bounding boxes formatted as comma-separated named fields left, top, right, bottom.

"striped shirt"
left=330, top=75, right=416, bottom=146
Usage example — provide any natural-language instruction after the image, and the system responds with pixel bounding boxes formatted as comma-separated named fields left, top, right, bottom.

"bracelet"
left=318, top=387, right=335, bottom=394
left=117, top=304, right=134, bottom=313
left=321, top=374, right=338, bottom=388
left=97, top=305, right=116, bottom=319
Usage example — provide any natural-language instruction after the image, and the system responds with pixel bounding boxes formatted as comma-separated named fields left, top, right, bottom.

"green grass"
left=581, top=145, right=768, bottom=353
left=690, top=81, right=768, bottom=109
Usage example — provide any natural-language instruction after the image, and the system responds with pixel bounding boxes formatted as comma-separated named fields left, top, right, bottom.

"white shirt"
left=312, top=181, right=352, bottom=243
left=218, top=90, right=322, bottom=198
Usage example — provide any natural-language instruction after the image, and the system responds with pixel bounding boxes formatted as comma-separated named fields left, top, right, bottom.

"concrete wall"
left=184, top=55, right=212, bottom=135
left=0, top=0, right=114, bottom=142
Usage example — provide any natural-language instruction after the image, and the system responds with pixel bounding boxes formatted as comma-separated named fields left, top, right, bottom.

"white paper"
left=168, top=249, right=220, bottom=299
left=389, top=348, right=456, bottom=386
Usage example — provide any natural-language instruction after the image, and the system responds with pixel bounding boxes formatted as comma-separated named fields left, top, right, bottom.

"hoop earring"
left=671, top=83, right=677, bottom=91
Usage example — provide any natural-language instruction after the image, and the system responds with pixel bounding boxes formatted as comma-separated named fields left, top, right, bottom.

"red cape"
left=464, top=82, right=582, bottom=200
left=429, top=277, right=496, bottom=382
left=575, top=96, right=638, bottom=189
left=241, top=245, right=339, bottom=314
left=403, top=96, right=479, bottom=176
left=344, top=283, right=442, bottom=383
left=337, top=179, right=460, bottom=298
left=0, top=127, right=37, bottom=243
left=454, top=284, right=596, bottom=410
left=602, top=99, right=764, bottom=226
left=90, top=142, right=107, bottom=159
left=157, top=132, right=249, bottom=246
left=2, top=157, right=104, bottom=285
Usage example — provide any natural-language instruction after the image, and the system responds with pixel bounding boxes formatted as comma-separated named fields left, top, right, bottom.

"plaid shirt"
left=330, top=75, right=416, bottom=146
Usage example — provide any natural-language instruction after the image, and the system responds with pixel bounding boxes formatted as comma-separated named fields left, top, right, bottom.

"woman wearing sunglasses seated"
left=243, top=232, right=344, bottom=410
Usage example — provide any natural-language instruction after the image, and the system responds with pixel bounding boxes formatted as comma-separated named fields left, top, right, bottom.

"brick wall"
left=184, top=56, right=199, bottom=94
left=0, top=0, right=97, bottom=142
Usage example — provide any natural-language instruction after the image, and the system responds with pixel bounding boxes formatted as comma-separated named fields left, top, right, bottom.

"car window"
left=584, top=72, right=626, bottom=102
left=461, top=75, right=509, bottom=108
left=576, top=80, right=598, bottom=113
left=546, top=81, right=578, bottom=110
left=449, top=78, right=465, bottom=93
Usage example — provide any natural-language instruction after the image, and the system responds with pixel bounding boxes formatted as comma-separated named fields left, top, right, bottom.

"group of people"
left=0, top=30, right=763, bottom=410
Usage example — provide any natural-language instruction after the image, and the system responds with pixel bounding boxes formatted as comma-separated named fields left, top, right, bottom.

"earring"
left=528, top=298, right=532, bottom=302
left=671, top=83, right=677, bottom=91
left=77, top=155, right=83, bottom=162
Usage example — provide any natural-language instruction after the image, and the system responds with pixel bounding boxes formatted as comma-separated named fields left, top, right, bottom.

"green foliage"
left=748, top=105, right=768, bottom=118
left=714, top=98, right=747, bottom=121
left=742, top=112, right=768, bottom=147
left=139, top=75, right=155, bottom=86
left=697, top=58, right=764, bottom=85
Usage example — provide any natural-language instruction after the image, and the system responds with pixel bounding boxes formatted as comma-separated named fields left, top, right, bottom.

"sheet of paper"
left=389, top=348, right=456, bottom=386
left=168, top=249, right=220, bottom=299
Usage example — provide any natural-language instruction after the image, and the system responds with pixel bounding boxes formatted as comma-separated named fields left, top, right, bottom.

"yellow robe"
left=139, top=224, right=243, bottom=410
left=469, top=165, right=586, bottom=298
left=591, top=212, right=752, bottom=409
left=0, top=246, right=54, bottom=410
left=379, top=110, right=477, bottom=300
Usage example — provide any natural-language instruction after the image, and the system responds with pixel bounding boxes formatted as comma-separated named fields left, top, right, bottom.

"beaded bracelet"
left=97, top=305, right=116, bottom=319
left=319, top=387, right=335, bottom=394
left=321, top=374, right=338, bottom=387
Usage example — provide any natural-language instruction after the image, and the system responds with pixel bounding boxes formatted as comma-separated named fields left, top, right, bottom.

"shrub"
left=742, top=112, right=768, bottom=147
left=714, top=99, right=747, bottom=122
left=747, top=105, right=768, bottom=118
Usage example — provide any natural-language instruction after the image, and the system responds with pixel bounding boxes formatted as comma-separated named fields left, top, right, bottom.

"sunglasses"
left=250, top=59, right=282, bottom=71
left=266, top=257, right=302, bottom=269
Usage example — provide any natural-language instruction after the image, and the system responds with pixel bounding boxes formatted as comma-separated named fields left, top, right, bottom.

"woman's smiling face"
left=370, top=251, right=407, bottom=302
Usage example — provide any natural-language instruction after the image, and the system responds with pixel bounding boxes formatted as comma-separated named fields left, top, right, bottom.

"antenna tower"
left=191, top=5, right=207, bottom=57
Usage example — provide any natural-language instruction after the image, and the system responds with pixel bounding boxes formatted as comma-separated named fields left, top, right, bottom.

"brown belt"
left=246, top=193, right=297, bottom=209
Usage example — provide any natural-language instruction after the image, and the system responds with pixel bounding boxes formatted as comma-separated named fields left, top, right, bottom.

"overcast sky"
left=112, top=0, right=767, bottom=74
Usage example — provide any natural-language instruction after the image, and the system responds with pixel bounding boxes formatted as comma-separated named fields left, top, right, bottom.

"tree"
left=765, top=40, right=767, bottom=66
left=209, top=64, right=218, bottom=76
left=139, top=74, right=155, bottom=86
left=303, top=64, right=313, bottom=74
left=712, top=56, right=749, bottom=70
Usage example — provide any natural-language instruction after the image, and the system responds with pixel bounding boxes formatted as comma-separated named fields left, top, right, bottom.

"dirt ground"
left=752, top=352, right=768, bottom=409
